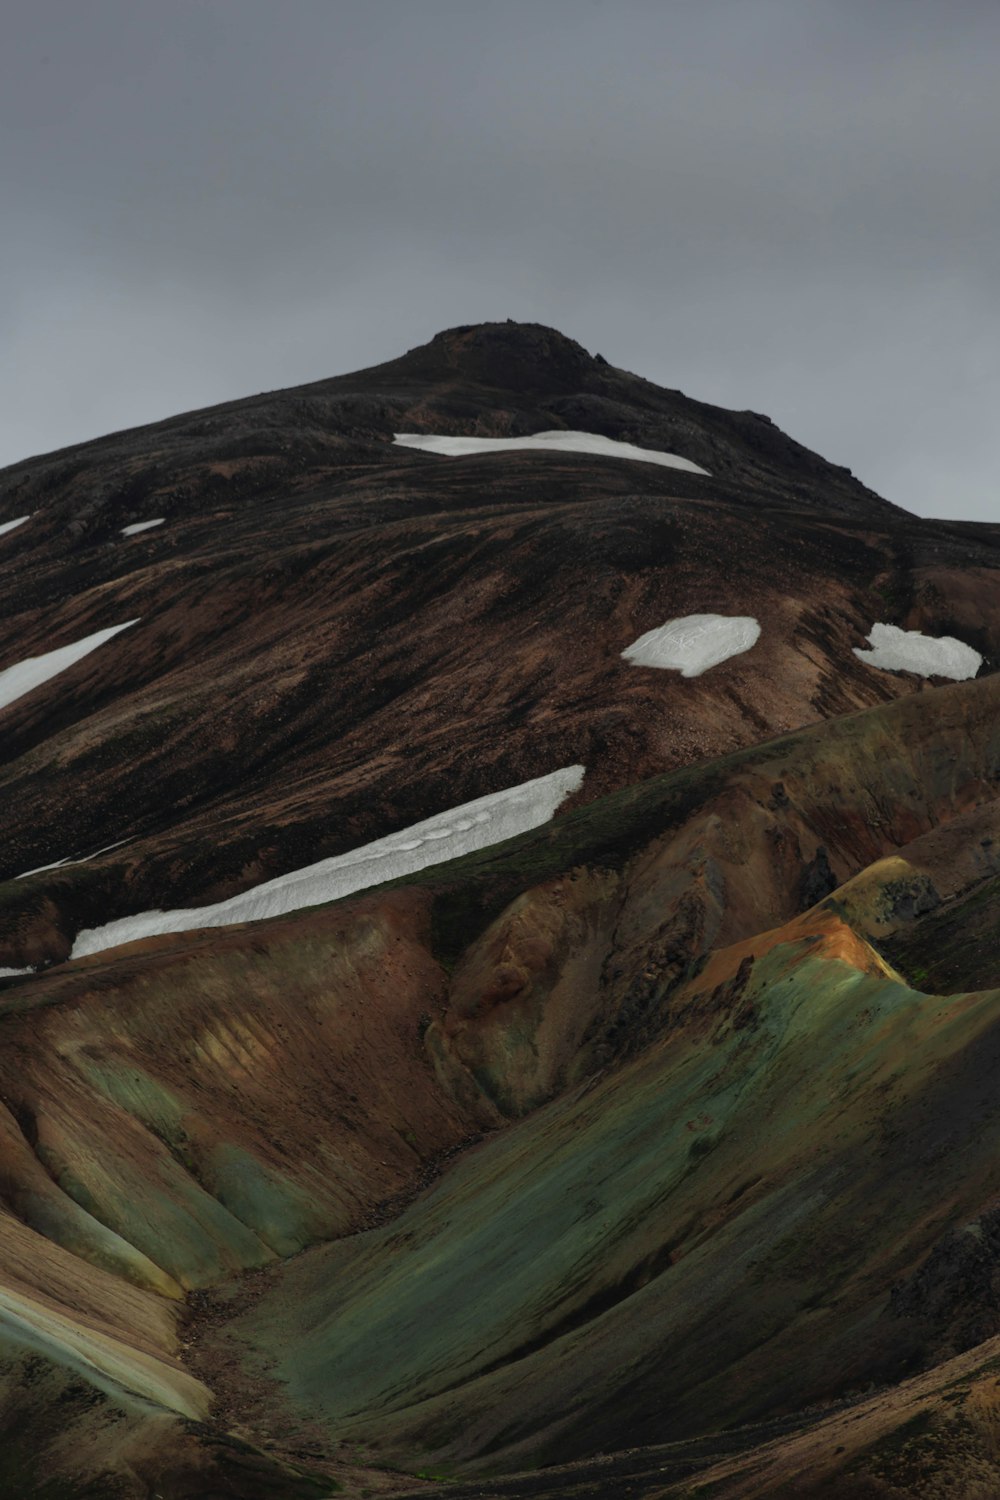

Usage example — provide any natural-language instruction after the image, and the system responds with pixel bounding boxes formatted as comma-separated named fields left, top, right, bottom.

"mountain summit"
left=391, top=318, right=602, bottom=387
left=4, top=320, right=898, bottom=533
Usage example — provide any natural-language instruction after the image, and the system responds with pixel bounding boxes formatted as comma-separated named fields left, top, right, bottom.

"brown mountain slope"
left=2, top=323, right=999, bottom=970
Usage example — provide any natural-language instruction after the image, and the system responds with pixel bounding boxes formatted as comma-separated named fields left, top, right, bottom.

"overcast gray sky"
left=2, top=0, right=997, bottom=521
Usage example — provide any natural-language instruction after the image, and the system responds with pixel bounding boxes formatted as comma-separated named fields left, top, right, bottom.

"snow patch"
left=0, top=967, right=34, bottom=979
left=853, top=623, right=982, bottom=681
left=0, top=515, right=30, bottom=538
left=0, top=620, right=139, bottom=715
left=393, top=430, right=710, bottom=475
left=121, top=519, right=164, bottom=536
left=14, top=857, right=73, bottom=880
left=15, top=839, right=132, bottom=881
left=71, top=764, right=586, bottom=960
left=622, top=614, right=761, bottom=676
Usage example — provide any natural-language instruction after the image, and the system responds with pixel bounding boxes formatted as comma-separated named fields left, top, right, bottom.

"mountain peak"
left=394, top=319, right=602, bottom=390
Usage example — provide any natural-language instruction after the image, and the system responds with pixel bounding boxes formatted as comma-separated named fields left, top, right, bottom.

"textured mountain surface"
left=2, top=322, right=1000, bottom=1497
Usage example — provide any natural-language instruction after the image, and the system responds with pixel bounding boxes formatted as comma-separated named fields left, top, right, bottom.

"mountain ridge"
left=1, top=319, right=902, bottom=527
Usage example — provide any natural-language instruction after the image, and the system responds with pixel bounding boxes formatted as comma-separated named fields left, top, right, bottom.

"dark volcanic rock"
left=891, top=1205, right=1000, bottom=1355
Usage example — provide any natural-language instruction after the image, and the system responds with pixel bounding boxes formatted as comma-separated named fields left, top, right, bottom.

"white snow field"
left=0, top=967, right=33, bottom=979
left=0, top=515, right=30, bottom=538
left=71, top=764, right=586, bottom=959
left=393, top=430, right=710, bottom=475
left=0, top=619, right=139, bottom=715
left=622, top=614, right=762, bottom=676
left=121, top=519, right=164, bottom=536
left=853, top=623, right=982, bottom=681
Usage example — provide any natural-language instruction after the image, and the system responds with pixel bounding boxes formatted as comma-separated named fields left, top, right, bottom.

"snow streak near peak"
left=394, top=430, right=710, bottom=474
left=71, top=764, right=586, bottom=960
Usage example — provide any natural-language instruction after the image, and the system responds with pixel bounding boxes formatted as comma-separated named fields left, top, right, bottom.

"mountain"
left=1, top=321, right=1000, bottom=1497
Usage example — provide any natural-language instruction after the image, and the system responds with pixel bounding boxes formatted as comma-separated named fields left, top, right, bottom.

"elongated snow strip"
left=393, top=429, right=709, bottom=474
left=622, top=614, right=761, bottom=676
left=0, top=514, right=30, bottom=538
left=16, top=839, right=132, bottom=881
left=121, top=518, right=164, bottom=536
left=0, top=620, right=139, bottom=715
left=854, top=623, right=982, bottom=681
left=71, top=764, right=586, bottom=959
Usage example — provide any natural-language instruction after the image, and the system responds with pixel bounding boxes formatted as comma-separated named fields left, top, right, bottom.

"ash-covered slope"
left=3, top=325, right=1000, bottom=1498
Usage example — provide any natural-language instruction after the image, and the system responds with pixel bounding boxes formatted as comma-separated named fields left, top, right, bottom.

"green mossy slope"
left=217, top=931, right=1000, bottom=1475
